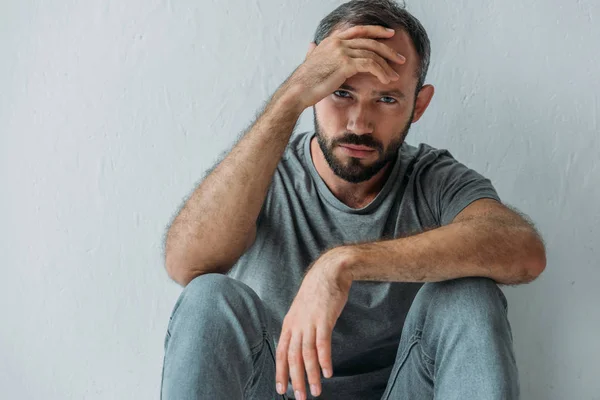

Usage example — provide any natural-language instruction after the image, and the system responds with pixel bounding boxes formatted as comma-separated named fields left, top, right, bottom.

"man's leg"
left=160, top=273, right=285, bottom=400
left=381, top=277, right=519, bottom=400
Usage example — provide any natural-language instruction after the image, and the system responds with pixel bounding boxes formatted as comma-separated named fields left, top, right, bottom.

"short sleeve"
left=419, top=149, right=501, bottom=226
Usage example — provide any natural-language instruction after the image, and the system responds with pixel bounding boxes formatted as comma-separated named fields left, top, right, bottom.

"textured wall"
left=1, top=0, right=598, bottom=399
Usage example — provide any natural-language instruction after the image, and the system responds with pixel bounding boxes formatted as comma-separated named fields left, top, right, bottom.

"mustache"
left=333, top=134, right=382, bottom=152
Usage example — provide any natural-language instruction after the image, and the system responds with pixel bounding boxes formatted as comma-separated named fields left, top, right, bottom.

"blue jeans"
left=160, top=274, right=518, bottom=399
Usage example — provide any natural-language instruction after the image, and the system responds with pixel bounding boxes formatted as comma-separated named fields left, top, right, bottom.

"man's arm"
left=164, top=85, right=305, bottom=287
left=330, top=199, right=546, bottom=285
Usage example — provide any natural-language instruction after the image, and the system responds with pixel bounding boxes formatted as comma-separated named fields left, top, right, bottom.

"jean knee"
left=169, top=273, right=259, bottom=322
left=170, top=273, right=270, bottom=340
left=184, top=273, right=239, bottom=302
left=416, top=277, right=508, bottom=326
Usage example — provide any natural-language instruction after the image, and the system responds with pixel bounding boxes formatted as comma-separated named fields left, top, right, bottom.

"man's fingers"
left=288, top=333, right=307, bottom=400
left=348, top=57, right=393, bottom=85
left=336, top=24, right=396, bottom=41
left=345, top=48, right=400, bottom=83
left=302, top=328, right=322, bottom=397
left=316, top=326, right=333, bottom=379
left=275, top=330, right=291, bottom=394
left=346, top=37, right=406, bottom=64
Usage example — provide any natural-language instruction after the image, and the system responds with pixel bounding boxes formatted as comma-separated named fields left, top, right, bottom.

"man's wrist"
left=271, top=79, right=307, bottom=116
left=278, top=82, right=306, bottom=116
left=325, top=246, right=358, bottom=287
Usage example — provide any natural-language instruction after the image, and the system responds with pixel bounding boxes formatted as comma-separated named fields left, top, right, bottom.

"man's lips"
left=339, top=144, right=376, bottom=151
left=338, top=144, right=376, bottom=158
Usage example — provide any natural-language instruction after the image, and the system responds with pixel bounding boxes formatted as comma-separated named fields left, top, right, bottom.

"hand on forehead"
left=377, top=29, right=416, bottom=73
left=334, top=24, right=416, bottom=75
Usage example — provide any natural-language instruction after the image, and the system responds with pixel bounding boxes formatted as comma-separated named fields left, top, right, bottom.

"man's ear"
left=411, top=84, right=435, bottom=123
left=306, top=42, right=317, bottom=60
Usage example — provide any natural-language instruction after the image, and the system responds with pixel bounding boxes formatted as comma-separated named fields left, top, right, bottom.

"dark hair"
left=313, top=0, right=431, bottom=93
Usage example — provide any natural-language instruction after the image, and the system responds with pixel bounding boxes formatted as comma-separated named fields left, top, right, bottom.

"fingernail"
left=295, top=390, right=302, bottom=400
left=323, top=368, right=332, bottom=378
left=386, top=27, right=395, bottom=32
left=397, top=53, right=406, bottom=61
left=311, top=384, right=318, bottom=396
left=276, top=382, right=283, bottom=394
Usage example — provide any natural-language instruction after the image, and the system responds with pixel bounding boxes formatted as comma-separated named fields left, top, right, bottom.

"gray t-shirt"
left=227, top=130, right=500, bottom=399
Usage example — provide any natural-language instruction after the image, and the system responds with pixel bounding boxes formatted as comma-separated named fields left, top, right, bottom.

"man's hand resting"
left=275, top=248, right=353, bottom=399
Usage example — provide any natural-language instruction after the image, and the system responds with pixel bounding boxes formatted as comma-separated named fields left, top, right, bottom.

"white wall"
left=1, top=0, right=598, bottom=399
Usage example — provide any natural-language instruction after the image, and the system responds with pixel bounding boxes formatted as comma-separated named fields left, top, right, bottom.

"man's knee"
left=169, top=273, right=266, bottom=330
left=409, top=277, right=509, bottom=334
left=183, top=273, right=241, bottom=302
left=407, top=277, right=513, bottom=359
left=423, top=277, right=506, bottom=313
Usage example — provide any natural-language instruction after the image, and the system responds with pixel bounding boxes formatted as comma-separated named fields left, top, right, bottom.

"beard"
left=313, top=107, right=415, bottom=183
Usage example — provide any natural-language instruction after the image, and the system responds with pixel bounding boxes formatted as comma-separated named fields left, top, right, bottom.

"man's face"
left=313, top=28, right=421, bottom=183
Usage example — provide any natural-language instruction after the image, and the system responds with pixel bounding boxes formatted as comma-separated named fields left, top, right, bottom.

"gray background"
left=1, top=0, right=598, bottom=399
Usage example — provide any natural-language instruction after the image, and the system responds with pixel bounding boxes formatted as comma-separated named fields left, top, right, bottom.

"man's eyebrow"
left=339, top=84, right=406, bottom=99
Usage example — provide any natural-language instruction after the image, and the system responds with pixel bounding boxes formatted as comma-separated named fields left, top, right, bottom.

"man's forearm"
left=334, top=210, right=546, bottom=286
left=165, top=81, right=305, bottom=284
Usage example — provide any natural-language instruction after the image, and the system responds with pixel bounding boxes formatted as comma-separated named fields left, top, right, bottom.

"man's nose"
left=346, top=105, right=374, bottom=135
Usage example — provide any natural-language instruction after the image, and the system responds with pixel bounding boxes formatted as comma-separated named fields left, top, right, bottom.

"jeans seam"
left=244, top=329, right=286, bottom=399
left=419, top=342, right=435, bottom=366
left=249, top=334, right=265, bottom=355
left=264, top=332, right=288, bottom=400
left=243, top=330, right=266, bottom=397
left=382, top=333, right=420, bottom=400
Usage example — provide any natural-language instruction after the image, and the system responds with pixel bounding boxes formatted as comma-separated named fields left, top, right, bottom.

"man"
left=160, top=1, right=546, bottom=399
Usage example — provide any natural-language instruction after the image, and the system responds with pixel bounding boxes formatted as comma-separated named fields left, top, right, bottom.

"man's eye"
left=333, top=90, right=351, bottom=98
left=380, top=97, right=396, bottom=104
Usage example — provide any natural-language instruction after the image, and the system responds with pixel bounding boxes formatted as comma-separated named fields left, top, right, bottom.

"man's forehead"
left=329, top=25, right=416, bottom=63
left=332, top=25, right=411, bottom=43
left=378, top=29, right=413, bottom=53
left=327, top=24, right=419, bottom=88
